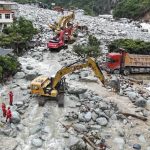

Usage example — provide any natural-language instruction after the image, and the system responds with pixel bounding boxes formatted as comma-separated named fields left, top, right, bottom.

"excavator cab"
left=30, top=76, right=66, bottom=107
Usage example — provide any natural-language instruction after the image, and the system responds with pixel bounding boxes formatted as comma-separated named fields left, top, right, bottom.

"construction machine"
left=47, top=29, right=68, bottom=51
left=30, top=57, right=105, bottom=107
left=47, top=25, right=77, bottom=51
left=49, top=11, right=75, bottom=32
left=104, top=48, right=150, bottom=75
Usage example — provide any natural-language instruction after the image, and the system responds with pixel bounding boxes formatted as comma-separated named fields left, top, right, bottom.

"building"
left=0, top=1, right=18, bottom=32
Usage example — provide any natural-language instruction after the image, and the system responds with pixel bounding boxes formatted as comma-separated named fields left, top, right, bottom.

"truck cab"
left=106, top=53, right=122, bottom=73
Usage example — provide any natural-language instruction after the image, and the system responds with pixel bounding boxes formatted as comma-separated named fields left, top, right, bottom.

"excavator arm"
left=52, top=57, right=105, bottom=89
left=61, top=11, right=75, bottom=29
left=49, top=12, right=75, bottom=32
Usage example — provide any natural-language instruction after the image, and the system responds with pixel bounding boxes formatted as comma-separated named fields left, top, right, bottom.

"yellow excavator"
left=49, top=11, right=75, bottom=32
left=30, top=57, right=105, bottom=107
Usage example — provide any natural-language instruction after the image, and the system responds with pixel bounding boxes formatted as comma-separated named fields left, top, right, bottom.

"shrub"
left=0, top=55, right=20, bottom=81
left=108, top=39, right=150, bottom=54
left=73, top=35, right=101, bottom=58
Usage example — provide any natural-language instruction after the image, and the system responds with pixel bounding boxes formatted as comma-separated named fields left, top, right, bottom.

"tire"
left=113, top=69, right=120, bottom=74
left=57, top=93, right=64, bottom=107
left=123, top=68, right=130, bottom=76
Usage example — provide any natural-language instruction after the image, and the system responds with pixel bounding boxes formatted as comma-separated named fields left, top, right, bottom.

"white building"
left=0, top=1, right=18, bottom=31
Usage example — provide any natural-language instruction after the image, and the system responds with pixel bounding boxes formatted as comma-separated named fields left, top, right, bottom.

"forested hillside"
left=14, top=0, right=150, bottom=19
left=13, top=0, right=119, bottom=15
left=113, top=0, right=150, bottom=19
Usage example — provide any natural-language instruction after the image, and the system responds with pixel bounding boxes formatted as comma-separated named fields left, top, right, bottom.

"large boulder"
left=14, top=72, right=25, bottom=79
left=96, top=117, right=108, bottom=126
left=73, top=123, right=88, bottom=132
left=32, top=138, right=43, bottom=147
left=84, top=111, right=92, bottom=122
left=11, top=111, right=21, bottom=124
left=127, top=91, right=138, bottom=101
left=25, top=71, right=38, bottom=80
left=68, top=86, right=87, bottom=95
left=135, top=97, right=147, bottom=107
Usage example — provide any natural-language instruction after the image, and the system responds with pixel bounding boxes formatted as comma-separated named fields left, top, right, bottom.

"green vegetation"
left=0, top=17, right=38, bottom=54
left=113, top=0, right=150, bottom=19
left=108, top=39, right=150, bottom=54
left=73, top=35, right=101, bottom=58
left=0, top=55, right=20, bottom=82
left=14, top=0, right=118, bottom=16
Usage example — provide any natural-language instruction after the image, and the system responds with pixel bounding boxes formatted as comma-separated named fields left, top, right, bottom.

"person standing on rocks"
left=6, top=107, right=12, bottom=123
left=1, top=102, right=6, bottom=117
left=8, top=91, right=13, bottom=106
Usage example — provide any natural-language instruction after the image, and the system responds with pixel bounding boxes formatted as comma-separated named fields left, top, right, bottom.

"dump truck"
left=30, top=57, right=105, bottom=107
left=105, top=48, right=150, bottom=75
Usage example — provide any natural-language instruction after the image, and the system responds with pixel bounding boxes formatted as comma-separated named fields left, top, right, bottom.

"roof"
left=0, top=48, right=14, bottom=56
left=0, top=1, right=17, bottom=5
left=0, top=10, right=12, bottom=13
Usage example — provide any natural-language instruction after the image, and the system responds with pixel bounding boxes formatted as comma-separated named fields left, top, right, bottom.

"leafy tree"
left=73, top=35, right=101, bottom=58
left=0, top=55, right=20, bottom=82
left=108, top=39, right=150, bottom=54
left=0, top=17, right=38, bottom=54
left=113, top=0, right=150, bottom=19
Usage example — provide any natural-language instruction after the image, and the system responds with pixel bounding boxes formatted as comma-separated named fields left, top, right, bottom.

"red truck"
left=104, top=49, right=150, bottom=75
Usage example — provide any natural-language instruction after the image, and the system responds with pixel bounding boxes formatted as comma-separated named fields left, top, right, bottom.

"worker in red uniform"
left=9, top=91, right=13, bottom=105
left=1, top=102, right=6, bottom=117
left=6, top=107, right=12, bottom=123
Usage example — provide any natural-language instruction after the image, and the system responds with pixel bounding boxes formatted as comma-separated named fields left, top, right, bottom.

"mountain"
left=13, top=0, right=119, bottom=15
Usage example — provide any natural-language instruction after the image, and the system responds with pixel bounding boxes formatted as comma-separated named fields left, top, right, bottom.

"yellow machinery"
left=49, top=11, right=75, bottom=32
left=30, top=57, right=104, bottom=107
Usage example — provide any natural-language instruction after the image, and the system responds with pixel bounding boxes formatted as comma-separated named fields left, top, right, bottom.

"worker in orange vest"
left=9, top=91, right=13, bottom=105
left=1, top=103, right=6, bottom=117
left=6, top=107, right=12, bottom=123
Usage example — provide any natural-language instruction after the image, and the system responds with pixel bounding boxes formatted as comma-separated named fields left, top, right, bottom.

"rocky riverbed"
left=0, top=4, right=150, bottom=150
